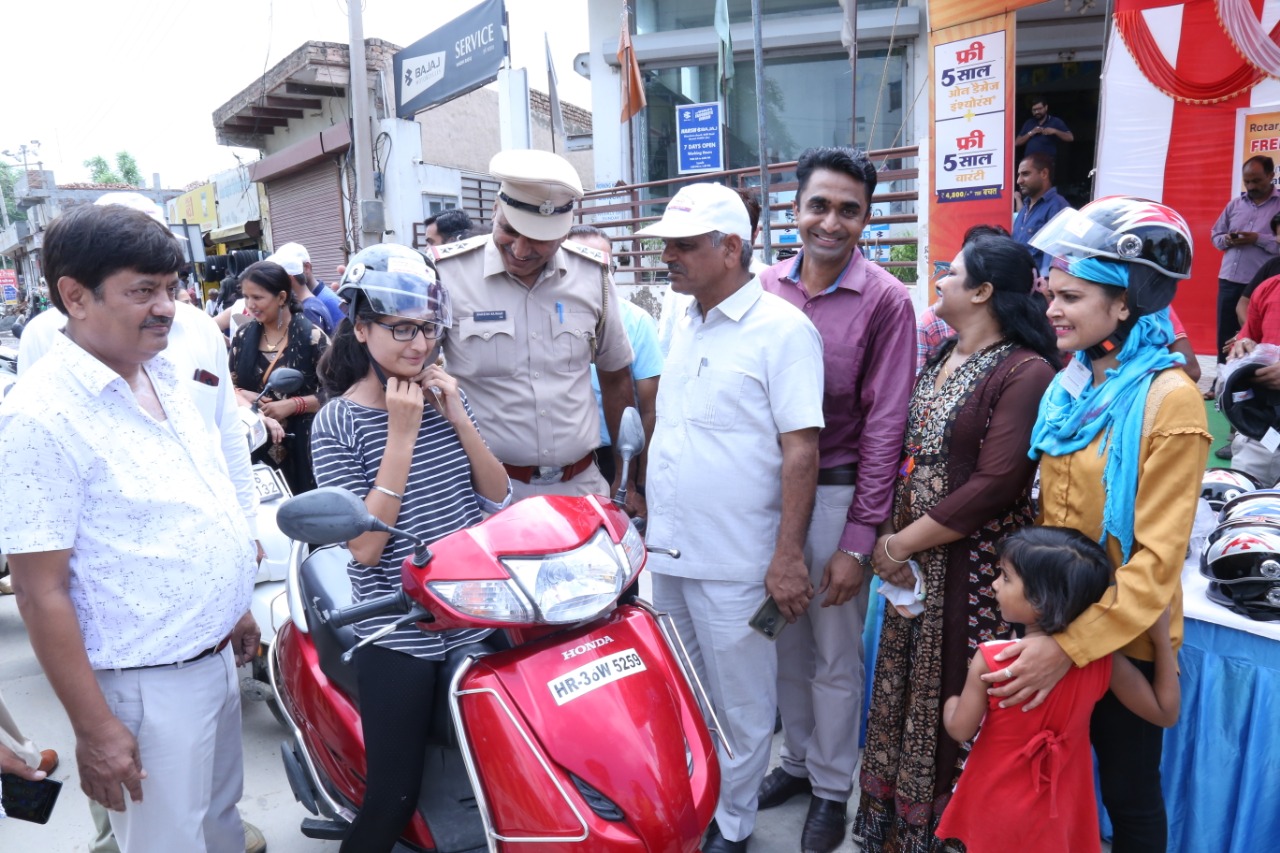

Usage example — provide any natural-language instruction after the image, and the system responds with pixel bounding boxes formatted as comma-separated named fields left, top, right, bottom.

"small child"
left=934, top=526, right=1180, bottom=853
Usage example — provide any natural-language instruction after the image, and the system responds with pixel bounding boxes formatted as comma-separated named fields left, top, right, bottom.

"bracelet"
left=883, top=534, right=910, bottom=565
left=293, top=396, right=306, bottom=416
left=371, top=485, right=402, bottom=500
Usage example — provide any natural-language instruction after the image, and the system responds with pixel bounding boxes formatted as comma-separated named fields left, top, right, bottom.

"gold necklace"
left=263, top=329, right=287, bottom=352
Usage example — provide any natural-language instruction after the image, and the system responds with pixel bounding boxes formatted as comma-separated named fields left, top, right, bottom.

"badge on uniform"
left=473, top=310, right=507, bottom=322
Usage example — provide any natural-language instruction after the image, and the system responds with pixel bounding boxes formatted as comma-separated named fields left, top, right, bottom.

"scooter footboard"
left=451, top=606, right=718, bottom=852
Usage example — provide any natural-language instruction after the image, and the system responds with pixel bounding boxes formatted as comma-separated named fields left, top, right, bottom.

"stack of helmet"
left=1201, top=484, right=1280, bottom=621
left=1201, top=468, right=1262, bottom=512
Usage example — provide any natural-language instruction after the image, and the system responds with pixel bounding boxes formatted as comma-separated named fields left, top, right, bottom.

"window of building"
left=635, top=0, right=900, bottom=33
left=638, top=47, right=908, bottom=187
left=421, top=193, right=459, bottom=221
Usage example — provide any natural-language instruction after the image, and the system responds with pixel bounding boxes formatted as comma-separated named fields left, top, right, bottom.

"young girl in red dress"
left=935, top=526, right=1181, bottom=852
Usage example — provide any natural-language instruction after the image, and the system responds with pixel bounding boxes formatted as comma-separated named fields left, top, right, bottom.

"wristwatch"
left=839, top=548, right=871, bottom=567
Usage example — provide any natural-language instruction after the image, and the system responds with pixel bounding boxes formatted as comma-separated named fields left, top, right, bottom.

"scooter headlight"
left=619, top=520, right=646, bottom=573
left=501, top=529, right=631, bottom=624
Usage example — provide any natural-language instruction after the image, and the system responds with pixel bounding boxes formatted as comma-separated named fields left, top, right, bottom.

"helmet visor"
left=339, top=267, right=452, bottom=329
left=1030, top=206, right=1192, bottom=280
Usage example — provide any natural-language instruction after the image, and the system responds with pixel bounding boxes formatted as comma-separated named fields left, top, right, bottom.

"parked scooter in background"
left=269, top=409, right=722, bottom=851
left=239, top=367, right=304, bottom=719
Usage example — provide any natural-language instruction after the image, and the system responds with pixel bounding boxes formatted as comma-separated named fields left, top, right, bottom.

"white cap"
left=635, top=183, right=752, bottom=243
left=489, top=149, right=584, bottom=241
left=93, top=192, right=167, bottom=226
left=266, top=242, right=310, bottom=276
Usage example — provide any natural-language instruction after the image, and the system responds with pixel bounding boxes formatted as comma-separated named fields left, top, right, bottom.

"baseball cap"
left=635, top=183, right=752, bottom=243
left=490, top=149, right=584, bottom=241
left=266, top=242, right=310, bottom=276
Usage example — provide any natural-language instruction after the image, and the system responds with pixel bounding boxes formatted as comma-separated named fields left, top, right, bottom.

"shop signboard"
left=676, top=102, right=724, bottom=174
left=394, top=0, right=507, bottom=119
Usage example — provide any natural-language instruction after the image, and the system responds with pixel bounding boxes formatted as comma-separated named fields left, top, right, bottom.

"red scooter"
left=269, top=415, right=723, bottom=852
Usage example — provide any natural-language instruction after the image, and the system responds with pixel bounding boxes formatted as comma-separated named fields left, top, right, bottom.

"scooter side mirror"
left=276, top=487, right=383, bottom=545
left=616, top=406, right=645, bottom=462
left=264, top=367, right=305, bottom=397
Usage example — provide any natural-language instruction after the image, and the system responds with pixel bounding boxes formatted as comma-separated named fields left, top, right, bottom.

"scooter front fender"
left=453, top=606, right=718, bottom=852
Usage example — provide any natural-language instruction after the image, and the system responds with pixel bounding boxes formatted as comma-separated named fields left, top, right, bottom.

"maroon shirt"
left=761, top=249, right=915, bottom=553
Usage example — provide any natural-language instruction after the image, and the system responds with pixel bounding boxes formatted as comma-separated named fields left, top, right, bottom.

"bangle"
left=293, top=396, right=306, bottom=415
left=371, top=485, right=402, bottom=500
left=883, top=534, right=910, bottom=565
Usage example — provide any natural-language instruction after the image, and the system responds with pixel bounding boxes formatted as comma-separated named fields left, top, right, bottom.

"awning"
left=210, top=220, right=263, bottom=244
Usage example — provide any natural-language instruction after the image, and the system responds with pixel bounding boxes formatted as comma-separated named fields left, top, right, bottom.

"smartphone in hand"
left=748, top=596, right=787, bottom=641
left=1, top=773, right=62, bottom=824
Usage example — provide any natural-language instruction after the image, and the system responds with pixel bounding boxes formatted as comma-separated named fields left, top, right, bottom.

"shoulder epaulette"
left=562, top=240, right=609, bottom=266
left=433, top=234, right=489, bottom=261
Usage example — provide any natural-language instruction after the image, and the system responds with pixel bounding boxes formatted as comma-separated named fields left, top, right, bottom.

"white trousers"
left=652, top=573, right=776, bottom=843
left=1230, top=434, right=1280, bottom=487
left=776, top=484, right=869, bottom=801
left=95, top=646, right=245, bottom=853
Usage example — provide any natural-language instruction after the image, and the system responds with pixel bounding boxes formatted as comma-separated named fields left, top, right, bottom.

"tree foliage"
left=0, top=164, right=27, bottom=224
left=83, top=151, right=143, bottom=186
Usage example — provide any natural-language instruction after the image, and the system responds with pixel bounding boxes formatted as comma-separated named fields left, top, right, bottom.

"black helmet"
left=1031, top=196, right=1193, bottom=316
left=1219, top=487, right=1280, bottom=524
left=1201, top=468, right=1262, bottom=512
left=1218, top=362, right=1280, bottom=441
left=1200, top=518, right=1280, bottom=621
left=337, top=244, right=451, bottom=331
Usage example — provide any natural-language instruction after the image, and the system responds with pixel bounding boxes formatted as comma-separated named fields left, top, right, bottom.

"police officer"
left=434, top=150, right=638, bottom=506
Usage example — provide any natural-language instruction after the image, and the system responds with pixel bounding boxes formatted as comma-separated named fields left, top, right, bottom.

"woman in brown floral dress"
left=852, top=234, right=1059, bottom=852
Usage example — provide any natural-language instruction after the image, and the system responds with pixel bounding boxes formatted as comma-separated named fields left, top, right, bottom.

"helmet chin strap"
left=365, top=342, right=442, bottom=391
left=1084, top=314, right=1137, bottom=362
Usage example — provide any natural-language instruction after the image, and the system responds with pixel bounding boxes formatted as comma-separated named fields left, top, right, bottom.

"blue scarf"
left=1029, top=307, right=1179, bottom=561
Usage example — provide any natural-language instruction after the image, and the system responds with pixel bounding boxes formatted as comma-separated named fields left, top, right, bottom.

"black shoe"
left=756, top=766, right=812, bottom=810
left=704, top=830, right=749, bottom=853
left=1216, top=444, right=1234, bottom=460
left=800, top=796, right=848, bottom=853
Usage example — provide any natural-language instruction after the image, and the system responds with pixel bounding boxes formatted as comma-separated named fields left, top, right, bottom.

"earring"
left=277, top=312, right=283, bottom=331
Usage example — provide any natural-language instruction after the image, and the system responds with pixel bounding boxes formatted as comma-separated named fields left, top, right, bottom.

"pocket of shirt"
left=682, top=368, right=745, bottom=431
left=823, top=341, right=866, bottom=400
left=551, top=310, right=595, bottom=372
left=457, top=316, right=517, bottom=378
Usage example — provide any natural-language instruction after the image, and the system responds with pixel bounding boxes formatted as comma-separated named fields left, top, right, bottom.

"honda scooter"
left=270, top=411, right=723, bottom=851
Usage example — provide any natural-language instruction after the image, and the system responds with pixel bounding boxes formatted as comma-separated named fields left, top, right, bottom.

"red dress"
left=935, top=640, right=1112, bottom=853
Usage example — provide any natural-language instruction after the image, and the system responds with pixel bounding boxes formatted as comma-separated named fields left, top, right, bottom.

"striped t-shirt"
left=310, top=395, right=505, bottom=659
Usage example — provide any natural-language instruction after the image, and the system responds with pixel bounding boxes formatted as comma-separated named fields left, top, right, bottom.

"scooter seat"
left=296, top=544, right=361, bottom=703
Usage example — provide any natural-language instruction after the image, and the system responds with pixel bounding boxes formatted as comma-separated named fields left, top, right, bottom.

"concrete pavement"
left=0, top=593, right=859, bottom=852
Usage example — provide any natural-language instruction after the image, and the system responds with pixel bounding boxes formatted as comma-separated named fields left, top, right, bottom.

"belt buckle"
left=530, top=465, right=563, bottom=485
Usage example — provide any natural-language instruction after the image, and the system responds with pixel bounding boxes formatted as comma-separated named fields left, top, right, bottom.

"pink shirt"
left=761, top=250, right=916, bottom=552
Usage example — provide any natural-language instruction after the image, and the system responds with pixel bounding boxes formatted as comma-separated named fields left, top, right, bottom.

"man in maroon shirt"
left=755, top=147, right=915, bottom=853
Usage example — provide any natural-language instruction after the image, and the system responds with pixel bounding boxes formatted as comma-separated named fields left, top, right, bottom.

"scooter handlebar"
left=324, top=589, right=409, bottom=628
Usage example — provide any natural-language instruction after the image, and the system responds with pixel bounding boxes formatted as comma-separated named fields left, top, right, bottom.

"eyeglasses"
left=373, top=319, right=443, bottom=342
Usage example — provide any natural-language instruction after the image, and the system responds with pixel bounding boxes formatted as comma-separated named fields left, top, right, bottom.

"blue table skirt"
left=1160, top=617, right=1280, bottom=853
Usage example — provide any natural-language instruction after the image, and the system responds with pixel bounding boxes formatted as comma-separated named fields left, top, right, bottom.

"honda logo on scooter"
left=563, top=635, right=614, bottom=660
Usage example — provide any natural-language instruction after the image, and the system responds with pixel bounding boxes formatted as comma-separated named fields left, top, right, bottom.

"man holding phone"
left=1212, top=156, right=1280, bottom=371
left=639, top=183, right=824, bottom=853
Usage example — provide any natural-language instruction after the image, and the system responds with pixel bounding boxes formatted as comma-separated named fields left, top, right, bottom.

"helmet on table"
left=1201, top=468, right=1262, bottom=512
left=336, top=244, right=451, bottom=335
left=1200, top=518, right=1280, bottom=621
left=1218, top=487, right=1280, bottom=524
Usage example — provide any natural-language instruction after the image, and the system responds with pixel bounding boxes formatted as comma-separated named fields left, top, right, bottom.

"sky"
left=0, top=0, right=592, bottom=189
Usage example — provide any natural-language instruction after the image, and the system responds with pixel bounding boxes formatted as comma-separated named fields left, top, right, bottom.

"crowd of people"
left=0, top=131, right=1239, bottom=853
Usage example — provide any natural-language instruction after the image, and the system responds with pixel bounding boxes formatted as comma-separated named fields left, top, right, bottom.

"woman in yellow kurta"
left=984, top=197, right=1210, bottom=853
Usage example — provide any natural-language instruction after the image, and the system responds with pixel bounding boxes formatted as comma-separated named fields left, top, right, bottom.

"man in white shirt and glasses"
left=0, top=202, right=261, bottom=853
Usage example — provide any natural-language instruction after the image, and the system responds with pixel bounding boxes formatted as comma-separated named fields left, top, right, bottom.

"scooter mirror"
left=264, top=367, right=305, bottom=396
left=276, top=487, right=380, bottom=545
left=616, top=406, right=645, bottom=462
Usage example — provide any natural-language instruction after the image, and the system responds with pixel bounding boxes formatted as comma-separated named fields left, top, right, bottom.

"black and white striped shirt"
left=311, top=395, right=505, bottom=659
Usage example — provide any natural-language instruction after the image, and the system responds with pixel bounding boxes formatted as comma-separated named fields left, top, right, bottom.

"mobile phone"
left=1, top=773, right=62, bottom=824
left=748, top=596, right=787, bottom=641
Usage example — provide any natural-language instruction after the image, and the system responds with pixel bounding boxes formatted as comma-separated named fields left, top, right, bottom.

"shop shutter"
left=265, top=161, right=347, bottom=280
left=461, top=173, right=499, bottom=230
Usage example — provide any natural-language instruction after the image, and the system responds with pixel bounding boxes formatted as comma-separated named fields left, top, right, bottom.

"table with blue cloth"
left=1157, top=561, right=1280, bottom=853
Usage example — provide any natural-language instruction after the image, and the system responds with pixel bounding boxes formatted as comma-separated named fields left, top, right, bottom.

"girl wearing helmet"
left=982, top=198, right=1211, bottom=852
left=310, top=244, right=511, bottom=853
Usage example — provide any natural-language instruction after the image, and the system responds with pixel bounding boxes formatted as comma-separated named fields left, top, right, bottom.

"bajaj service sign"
left=394, top=0, right=507, bottom=119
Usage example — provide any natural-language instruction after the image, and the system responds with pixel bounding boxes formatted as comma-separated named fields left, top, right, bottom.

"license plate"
left=252, top=466, right=283, bottom=502
left=547, top=648, right=646, bottom=706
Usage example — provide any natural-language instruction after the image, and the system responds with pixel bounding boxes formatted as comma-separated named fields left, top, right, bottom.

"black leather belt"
left=123, top=637, right=229, bottom=671
left=817, top=463, right=858, bottom=486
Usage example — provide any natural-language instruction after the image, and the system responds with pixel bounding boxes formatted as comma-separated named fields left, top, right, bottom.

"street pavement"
left=0, top=591, right=859, bottom=852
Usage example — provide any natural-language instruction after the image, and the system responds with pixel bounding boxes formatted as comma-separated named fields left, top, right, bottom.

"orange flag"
left=618, top=18, right=647, bottom=123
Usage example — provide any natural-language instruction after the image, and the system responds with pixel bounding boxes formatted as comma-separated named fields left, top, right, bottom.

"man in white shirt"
left=0, top=203, right=260, bottom=853
left=638, top=183, right=825, bottom=853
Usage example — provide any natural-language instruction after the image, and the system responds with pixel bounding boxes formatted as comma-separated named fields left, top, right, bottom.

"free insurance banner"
left=927, top=14, right=1015, bottom=292
left=676, top=102, right=724, bottom=174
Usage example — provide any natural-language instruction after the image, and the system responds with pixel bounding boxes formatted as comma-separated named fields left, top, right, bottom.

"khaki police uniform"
left=436, top=234, right=633, bottom=498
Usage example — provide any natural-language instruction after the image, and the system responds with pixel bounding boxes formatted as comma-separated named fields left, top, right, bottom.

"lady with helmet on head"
left=310, top=244, right=510, bottom=852
left=985, top=197, right=1211, bottom=852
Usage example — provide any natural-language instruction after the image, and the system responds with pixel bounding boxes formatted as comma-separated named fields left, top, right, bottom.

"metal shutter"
left=460, top=173, right=499, bottom=230
left=264, top=161, right=347, bottom=279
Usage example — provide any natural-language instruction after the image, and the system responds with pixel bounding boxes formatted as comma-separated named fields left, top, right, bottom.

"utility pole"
left=348, top=3, right=377, bottom=249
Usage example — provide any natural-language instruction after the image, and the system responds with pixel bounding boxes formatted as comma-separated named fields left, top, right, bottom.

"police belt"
left=503, top=452, right=596, bottom=485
